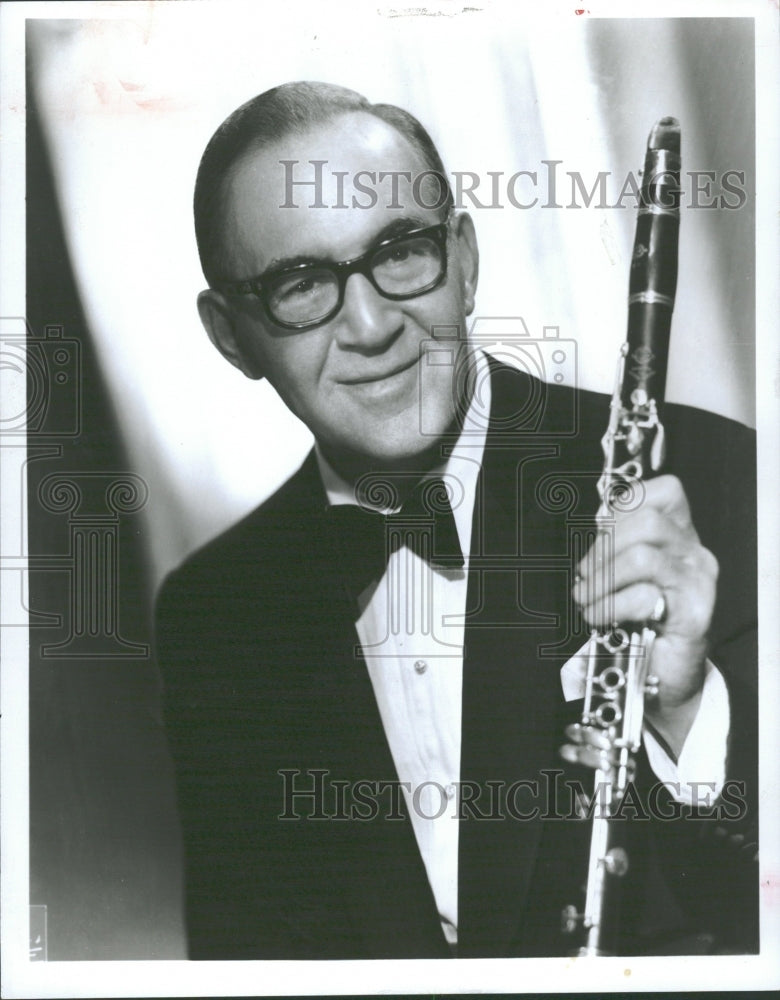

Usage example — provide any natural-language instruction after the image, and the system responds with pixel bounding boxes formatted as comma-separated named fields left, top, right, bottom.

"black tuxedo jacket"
left=156, top=363, right=758, bottom=959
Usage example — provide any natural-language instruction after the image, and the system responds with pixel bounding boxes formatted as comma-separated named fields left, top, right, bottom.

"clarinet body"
left=559, top=117, right=681, bottom=956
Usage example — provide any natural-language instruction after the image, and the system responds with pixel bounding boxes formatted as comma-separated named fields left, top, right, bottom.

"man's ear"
left=197, top=290, right=264, bottom=380
left=452, top=211, right=479, bottom=316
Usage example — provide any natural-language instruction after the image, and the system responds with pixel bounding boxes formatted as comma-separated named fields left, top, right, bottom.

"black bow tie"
left=326, top=476, right=464, bottom=609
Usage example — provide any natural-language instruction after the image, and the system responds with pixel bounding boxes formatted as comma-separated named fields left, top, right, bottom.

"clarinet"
left=559, top=117, right=681, bottom=956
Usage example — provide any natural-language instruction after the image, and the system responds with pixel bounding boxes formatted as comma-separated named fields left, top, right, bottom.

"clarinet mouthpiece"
left=648, top=116, right=680, bottom=154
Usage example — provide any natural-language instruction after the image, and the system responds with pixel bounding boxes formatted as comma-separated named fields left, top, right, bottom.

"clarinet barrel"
left=623, top=116, right=680, bottom=434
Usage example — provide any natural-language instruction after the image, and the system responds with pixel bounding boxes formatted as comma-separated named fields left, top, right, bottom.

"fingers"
left=578, top=536, right=667, bottom=595
left=573, top=475, right=719, bottom=636
left=575, top=567, right=716, bottom=637
left=574, top=580, right=664, bottom=629
left=602, top=474, right=694, bottom=532
left=598, top=504, right=689, bottom=560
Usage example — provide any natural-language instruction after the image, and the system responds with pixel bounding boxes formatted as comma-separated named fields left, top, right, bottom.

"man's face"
left=201, top=112, right=478, bottom=479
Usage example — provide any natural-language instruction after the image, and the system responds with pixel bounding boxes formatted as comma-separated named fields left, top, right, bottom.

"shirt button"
left=414, top=659, right=428, bottom=674
left=445, top=783, right=456, bottom=800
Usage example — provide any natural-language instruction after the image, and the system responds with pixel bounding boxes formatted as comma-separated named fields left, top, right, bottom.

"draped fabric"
left=27, top=10, right=755, bottom=585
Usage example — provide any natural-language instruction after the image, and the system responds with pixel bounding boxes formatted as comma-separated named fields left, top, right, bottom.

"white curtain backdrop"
left=27, top=6, right=756, bottom=587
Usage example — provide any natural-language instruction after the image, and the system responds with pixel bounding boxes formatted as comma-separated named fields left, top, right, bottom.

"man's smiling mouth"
left=340, top=356, right=419, bottom=386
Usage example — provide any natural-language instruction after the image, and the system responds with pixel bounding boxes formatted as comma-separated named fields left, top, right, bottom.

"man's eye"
left=274, top=273, right=328, bottom=302
left=375, top=239, right=430, bottom=269
left=287, top=277, right=317, bottom=297
left=386, top=245, right=413, bottom=263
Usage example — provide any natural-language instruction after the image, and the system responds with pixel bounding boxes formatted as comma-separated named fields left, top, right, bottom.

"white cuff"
left=643, top=660, right=730, bottom=807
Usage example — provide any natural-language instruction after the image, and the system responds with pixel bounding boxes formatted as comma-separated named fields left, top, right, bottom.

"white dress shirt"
left=316, top=350, right=729, bottom=945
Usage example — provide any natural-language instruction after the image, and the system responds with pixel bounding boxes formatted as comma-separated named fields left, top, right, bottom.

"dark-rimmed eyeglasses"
left=215, top=220, right=451, bottom=331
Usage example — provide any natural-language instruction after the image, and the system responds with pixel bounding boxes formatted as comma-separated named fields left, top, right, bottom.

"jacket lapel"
left=278, top=454, right=450, bottom=956
left=458, top=362, right=580, bottom=956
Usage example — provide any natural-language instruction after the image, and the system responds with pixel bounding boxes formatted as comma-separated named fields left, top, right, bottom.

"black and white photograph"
left=1, top=1, right=778, bottom=996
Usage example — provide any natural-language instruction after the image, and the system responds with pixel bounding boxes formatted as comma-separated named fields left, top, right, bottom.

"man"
left=156, top=82, right=758, bottom=959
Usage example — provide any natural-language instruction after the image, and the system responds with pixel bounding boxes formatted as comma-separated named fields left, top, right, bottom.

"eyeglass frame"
left=213, top=216, right=453, bottom=332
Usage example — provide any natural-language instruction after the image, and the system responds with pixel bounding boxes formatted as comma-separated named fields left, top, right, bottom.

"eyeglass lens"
left=266, top=231, right=444, bottom=326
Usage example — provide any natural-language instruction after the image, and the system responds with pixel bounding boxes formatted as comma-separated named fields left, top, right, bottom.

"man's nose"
left=334, top=273, right=403, bottom=350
